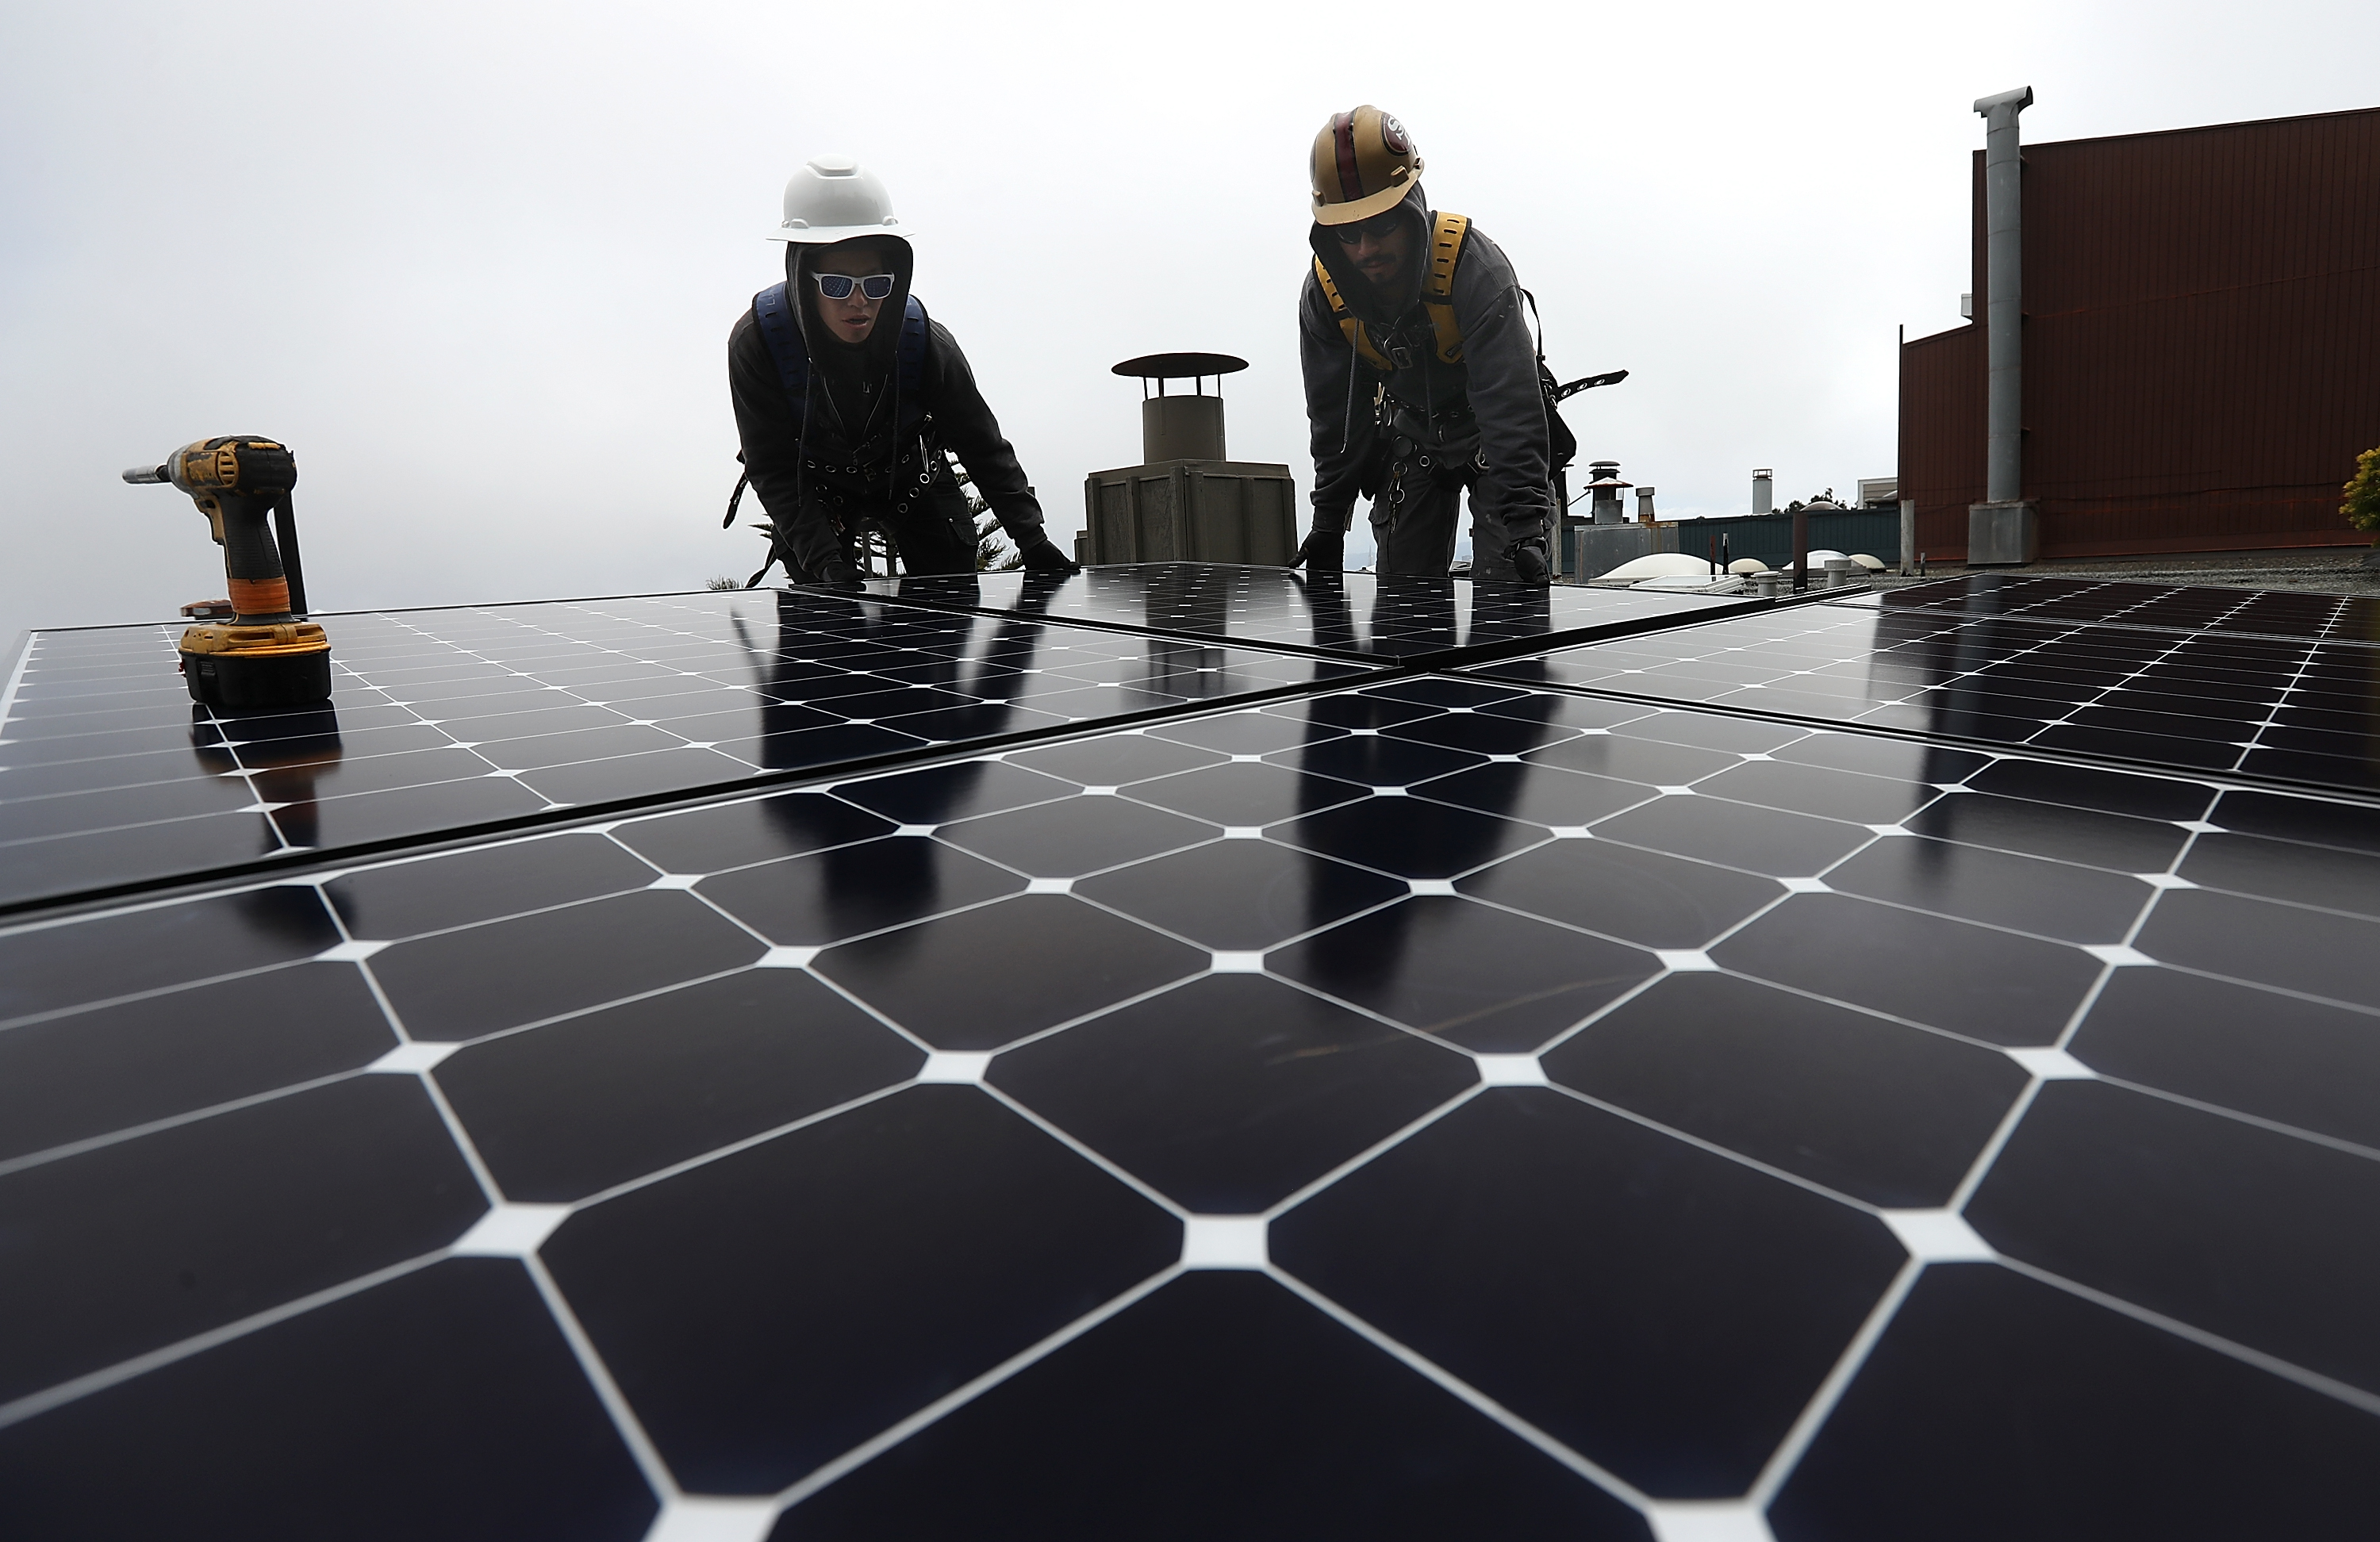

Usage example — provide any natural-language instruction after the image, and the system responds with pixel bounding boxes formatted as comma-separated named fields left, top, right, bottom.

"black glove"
left=816, top=559, right=863, bottom=591
left=1509, top=539, right=1551, bottom=587
left=1017, top=535, right=1081, bottom=574
left=1294, top=529, right=1345, bottom=572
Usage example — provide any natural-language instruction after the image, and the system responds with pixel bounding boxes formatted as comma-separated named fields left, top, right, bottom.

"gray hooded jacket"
left=1299, top=183, right=1553, bottom=539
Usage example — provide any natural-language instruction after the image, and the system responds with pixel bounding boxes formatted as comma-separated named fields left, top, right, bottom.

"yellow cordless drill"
left=124, top=436, right=334, bottom=708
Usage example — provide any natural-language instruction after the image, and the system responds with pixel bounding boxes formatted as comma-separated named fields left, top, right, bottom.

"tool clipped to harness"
left=125, top=436, right=333, bottom=708
left=1553, top=369, right=1629, bottom=402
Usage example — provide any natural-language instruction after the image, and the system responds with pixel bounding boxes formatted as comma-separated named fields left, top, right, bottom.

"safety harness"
left=1313, top=210, right=1471, bottom=370
left=724, top=284, right=938, bottom=584
left=1311, top=214, right=1590, bottom=571
left=750, top=282, right=931, bottom=437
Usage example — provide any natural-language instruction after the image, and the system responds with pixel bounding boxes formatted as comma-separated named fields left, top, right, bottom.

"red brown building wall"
left=1900, top=105, right=2380, bottom=561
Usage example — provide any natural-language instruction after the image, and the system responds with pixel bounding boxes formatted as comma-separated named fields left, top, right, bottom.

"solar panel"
left=1477, top=599, right=2380, bottom=793
left=1837, top=569, right=2380, bottom=638
left=1848, top=573, right=2380, bottom=640
left=854, top=562, right=1759, bottom=661
left=4, top=666, right=2374, bottom=1536
left=0, top=590, right=1370, bottom=911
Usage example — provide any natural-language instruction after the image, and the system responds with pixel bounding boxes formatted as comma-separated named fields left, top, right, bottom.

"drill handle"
left=219, top=500, right=283, bottom=578
left=274, top=495, right=310, bottom=616
left=217, top=494, right=294, bottom=620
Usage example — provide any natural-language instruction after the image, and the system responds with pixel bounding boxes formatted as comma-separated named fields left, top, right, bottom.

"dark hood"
left=1308, top=182, right=1431, bottom=324
left=786, top=233, right=917, bottom=385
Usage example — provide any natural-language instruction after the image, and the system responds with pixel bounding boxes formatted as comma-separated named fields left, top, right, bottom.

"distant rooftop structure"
left=1088, top=351, right=1291, bottom=564
left=1901, top=103, right=2380, bottom=560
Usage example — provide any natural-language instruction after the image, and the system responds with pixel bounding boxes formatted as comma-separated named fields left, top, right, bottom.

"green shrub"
left=2345, top=446, right=2380, bottom=535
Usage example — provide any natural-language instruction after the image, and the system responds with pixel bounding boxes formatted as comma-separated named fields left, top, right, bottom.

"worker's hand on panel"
left=1016, top=535, right=1081, bottom=575
left=1293, top=529, right=1345, bottom=572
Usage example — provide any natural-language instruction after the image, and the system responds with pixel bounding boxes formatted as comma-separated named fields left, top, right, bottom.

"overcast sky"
left=4, top=0, right=2374, bottom=656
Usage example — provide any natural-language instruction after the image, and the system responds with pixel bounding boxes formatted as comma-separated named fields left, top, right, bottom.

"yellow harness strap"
left=1423, top=212, right=1469, bottom=364
left=1314, top=257, right=1395, bottom=370
left=1314, top=211, right=1469, bottom=370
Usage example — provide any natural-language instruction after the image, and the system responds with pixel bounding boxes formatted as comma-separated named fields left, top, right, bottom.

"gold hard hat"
left=1310, top=105, right=1423, bottom=225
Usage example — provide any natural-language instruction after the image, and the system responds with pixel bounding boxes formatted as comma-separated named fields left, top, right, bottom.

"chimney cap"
left=1113, top=352, right=1249, bottom=379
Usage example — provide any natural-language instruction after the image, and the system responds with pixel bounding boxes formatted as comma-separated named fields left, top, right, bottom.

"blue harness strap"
left=752, top=279, right=809, bottom=396
left=751, top=284, right=930, bottom=437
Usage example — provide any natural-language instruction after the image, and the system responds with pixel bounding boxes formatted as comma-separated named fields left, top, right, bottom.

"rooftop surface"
left=1, top=565, right=2374, bottom=1538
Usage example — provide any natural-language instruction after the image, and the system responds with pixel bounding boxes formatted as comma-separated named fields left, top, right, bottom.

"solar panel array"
left=2, top=565, right=2374, bottom=1540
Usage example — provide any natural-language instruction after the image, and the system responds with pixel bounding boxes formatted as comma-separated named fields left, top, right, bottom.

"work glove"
left=815, top=559, right=864, bottom=591
left=1017, top=535, right=1081, bottom=575
left=1293, top=529, right=1345, bottom=572
left=1509, top=539, right=1552, bottom=587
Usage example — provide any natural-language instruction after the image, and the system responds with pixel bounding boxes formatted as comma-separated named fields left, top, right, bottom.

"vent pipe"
left=1975, top=86, right=2032, bottom=504
left=1111, top=351, right=1246, bottom=463
left=1584, top=461, right=1630, bottom=526
left=1752, top=468, right=1773, bottom=515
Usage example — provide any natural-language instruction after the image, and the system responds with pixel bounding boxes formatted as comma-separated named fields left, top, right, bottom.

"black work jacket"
left=728, top=309, right=1046, bottom=574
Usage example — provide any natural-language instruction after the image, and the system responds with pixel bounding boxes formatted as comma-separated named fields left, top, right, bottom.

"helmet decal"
left=1380, top=114, right=1411, bottom=155
left=1332, top=111, right=1364, bottom=201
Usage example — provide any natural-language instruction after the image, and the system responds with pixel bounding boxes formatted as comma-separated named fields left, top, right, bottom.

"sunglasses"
left=812, top=272, right=896, bottom=301
left=1331, top=211, right=1403, bottom=244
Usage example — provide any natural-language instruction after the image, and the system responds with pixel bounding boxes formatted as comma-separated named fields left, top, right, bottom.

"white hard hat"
left=765, top=156, right=912, bottom=244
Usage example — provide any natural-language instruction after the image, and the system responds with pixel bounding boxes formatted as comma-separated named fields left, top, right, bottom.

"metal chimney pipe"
left=1142, top=393, right=1226, bottom=462
left=1752, top=468, right=1773, bottom=515
left=1975, top=86, right=2033, bottom=504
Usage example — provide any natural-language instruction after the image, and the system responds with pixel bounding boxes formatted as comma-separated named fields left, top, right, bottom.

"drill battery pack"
left=178, top=622, right=334, bottom=709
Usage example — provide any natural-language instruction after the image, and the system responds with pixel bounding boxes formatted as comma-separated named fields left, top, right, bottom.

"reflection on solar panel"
left=858, top=562, right=1756, bottom=659
left=2, top=577, right=2376, bottom=1538
left=0, top=589, right=1368, bottom=910
left=1479, top=599, right=2380, bottom=793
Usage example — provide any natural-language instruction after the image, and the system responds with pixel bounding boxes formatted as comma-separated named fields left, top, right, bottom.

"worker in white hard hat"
left=728, top=156, right=1077, bottom=589
left=1296, top=107, right=1557, bottom=585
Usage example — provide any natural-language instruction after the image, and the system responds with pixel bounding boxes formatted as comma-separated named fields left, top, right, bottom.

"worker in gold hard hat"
left=1296, top=106, right=1556, bottom=584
